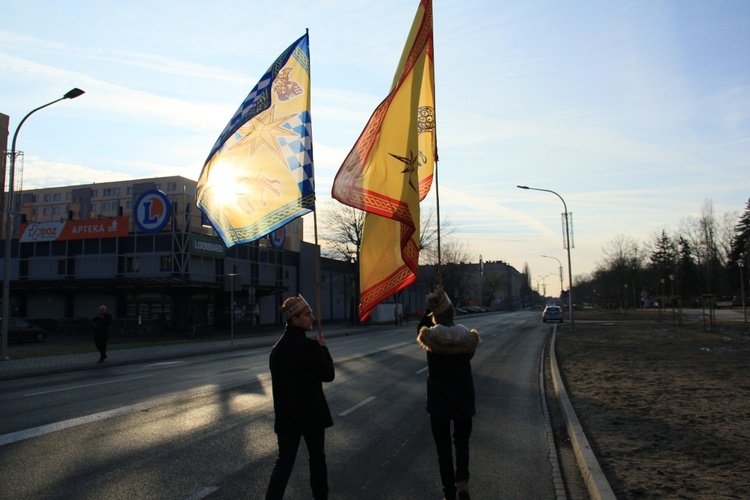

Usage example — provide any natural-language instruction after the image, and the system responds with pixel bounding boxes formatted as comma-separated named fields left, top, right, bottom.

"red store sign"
left=19, top=217, right=129, bottom=242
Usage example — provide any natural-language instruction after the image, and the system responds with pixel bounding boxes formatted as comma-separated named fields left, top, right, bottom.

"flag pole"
left=434, top=158, right=442, bottom=287
left=307, top=28, right=323, bottom=341
left=313, top=206, right=323, bottom=340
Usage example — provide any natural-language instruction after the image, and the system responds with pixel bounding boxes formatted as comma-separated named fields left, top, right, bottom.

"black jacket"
left=417, top=322, right=480, bottom=419
left=269, top=325, right=335, bottom=434
left=92, top=312, right=112, bottom=336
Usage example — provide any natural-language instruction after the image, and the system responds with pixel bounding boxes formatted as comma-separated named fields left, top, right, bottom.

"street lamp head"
left=517, top=185, right=529, bottom=190
left=64, top=88, right=85, bottom=99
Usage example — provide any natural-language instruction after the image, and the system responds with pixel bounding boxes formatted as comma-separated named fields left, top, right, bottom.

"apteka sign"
left=19, top=217, right=129, bottom=242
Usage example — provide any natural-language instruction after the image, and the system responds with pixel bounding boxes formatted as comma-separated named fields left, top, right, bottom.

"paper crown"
left=281, top=295, right=311, bottom=321
left=426, top=285, right=452, bottom=315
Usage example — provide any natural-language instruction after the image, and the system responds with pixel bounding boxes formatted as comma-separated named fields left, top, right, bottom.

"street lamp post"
left=537, top=274, right=550, bottom=299
left=226, top=273, right=240, bottom=346
left=1, top=88, right=84, bottom=361
left=669, top=274, right=675, bottom=324
left=659, top=278, right=665, bottom=322
left=541, top=254, right=564, bottom=295
left=518, top=185, right=575, bottom=331
left=739, top=256, right=747, bottom=323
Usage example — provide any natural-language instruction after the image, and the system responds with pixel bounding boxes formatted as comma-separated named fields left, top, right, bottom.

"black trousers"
left=430, top=415, right=472, bottom=496
left=266, top=428, right=328, bottom=500
left=94, top=333, right=108, bottom=358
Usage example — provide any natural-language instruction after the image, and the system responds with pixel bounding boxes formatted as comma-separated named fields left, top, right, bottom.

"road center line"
left=24, top=374, right=153, bottom=397
left=338, top=396, right=376, bottom=417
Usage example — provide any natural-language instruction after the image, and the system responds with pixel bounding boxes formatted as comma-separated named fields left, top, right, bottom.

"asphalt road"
left=0, top=311, right=563, bottom=499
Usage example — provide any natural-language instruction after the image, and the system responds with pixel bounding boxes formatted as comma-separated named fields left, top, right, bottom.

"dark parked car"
left=542, top=305, right=564, bottom=323
left=3, top=318, right=48, bottom=343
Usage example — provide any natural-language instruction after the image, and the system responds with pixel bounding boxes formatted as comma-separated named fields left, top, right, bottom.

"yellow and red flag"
left=331, top=0, right=436, bottom=321
left=197, top=33, right=314, bottom=247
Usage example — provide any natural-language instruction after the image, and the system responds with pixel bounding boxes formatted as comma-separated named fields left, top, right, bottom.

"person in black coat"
left=92, top=305, right=113, bottom=363
left=266, top=296, right=335, bottom=500
left=417, top=287, right=480, bottom=500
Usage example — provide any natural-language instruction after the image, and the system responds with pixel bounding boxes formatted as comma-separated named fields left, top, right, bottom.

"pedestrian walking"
left=92, top=305, right=113, bottom=363
left=417, top=286, right=481, bottom=500
left=266, top=296, right=335, bottom=500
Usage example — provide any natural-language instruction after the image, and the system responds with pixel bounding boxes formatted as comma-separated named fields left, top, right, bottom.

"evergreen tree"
left=729, top=198, right=750, bottom=264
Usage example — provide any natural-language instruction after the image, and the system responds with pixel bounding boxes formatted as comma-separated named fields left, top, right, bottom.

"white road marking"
left=338, top=396, right=376, bottom=416
left=185, top=486, right=219, bottom=500
left=24, top=374, right=154, bottom=397
left=0, top=401, right=153, bottom=447
left=3, top=381, right=256, bottom=447
left=415, top=366, right=428, bottom=374
left=145, top=361, right=184, bottom=367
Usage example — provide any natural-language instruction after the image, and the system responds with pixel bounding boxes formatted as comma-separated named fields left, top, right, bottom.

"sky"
left=2, top=0, right=749, bottom=287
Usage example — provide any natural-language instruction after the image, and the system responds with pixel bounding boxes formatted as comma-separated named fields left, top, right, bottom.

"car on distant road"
left=2, top=318, right=48, bottom=343
left=542, top=305, right=564, bottom=323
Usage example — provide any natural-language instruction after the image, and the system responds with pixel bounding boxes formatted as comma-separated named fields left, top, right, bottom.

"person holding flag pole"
left=266, top=295, right=334, bottom=499
left=195, top=31, right=334, bottom=498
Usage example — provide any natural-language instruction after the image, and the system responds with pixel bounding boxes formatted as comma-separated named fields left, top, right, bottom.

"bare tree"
left=318, top=200, right=365, bottom=262
left=481, top=267, right=507, bottom=307
left=420, top=237, right=474, bottom=306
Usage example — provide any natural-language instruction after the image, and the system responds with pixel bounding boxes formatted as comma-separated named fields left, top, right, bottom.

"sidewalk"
left=0, top=322, right=362, bottom=382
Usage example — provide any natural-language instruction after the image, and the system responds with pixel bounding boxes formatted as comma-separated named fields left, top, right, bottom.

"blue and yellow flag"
left=331, top=0, right=436, bottom=321
left=197, top=33, right=314, bottom=247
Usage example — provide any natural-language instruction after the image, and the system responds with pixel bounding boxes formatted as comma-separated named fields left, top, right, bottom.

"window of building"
left=103, top=202, right=115, bottom=211
left=33, top=195, right=39, bottom=202
left=126, top=187, right=133, bottom=195
left=103, top=188, right=113, bottom=196
left=166, top=182, right=177, bottom=191
left=53, top=193, right=61, bottom=201
left=53, top=207, right=60, bottom=215
left=114, top=187, right=121, bottom=196
left=66, top=192, right=72, bottom=200
left=58, top=260, right=66, bottom=275
left=160, top=255, right=172, bottom=272
left=90, top=203, right=98, bottom=211
left=128, top=257, right=140, bottom=272
left=84, top=239, right=99, bottom=254
left=101, top=238, right=116, bottom=253
left=91, top=189, right=98, bottom=197
left=51, top=240, right=66, bottom=256
left=44, top=194, right=51, bottom=202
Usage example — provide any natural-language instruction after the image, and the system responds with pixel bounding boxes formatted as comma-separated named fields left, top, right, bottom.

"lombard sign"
left=134, top=190, right=171, bottom=233
left=19, top=217, right=129, bottom=242
left=190, top=234, right=225, bottom=258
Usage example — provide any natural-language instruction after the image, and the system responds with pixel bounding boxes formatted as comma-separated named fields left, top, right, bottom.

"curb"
left=549, top=326, right=617, bottom=500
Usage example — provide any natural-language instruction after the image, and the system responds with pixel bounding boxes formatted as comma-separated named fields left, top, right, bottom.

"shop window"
left=128, top=257, right=140, bottom=272
left=160, top=255, right=172, bottom=272
left=84, top=239, right=99, bottom=254
left=19, top=260, right=28, bottom=278
left=101, top=238, right=116, bottom=253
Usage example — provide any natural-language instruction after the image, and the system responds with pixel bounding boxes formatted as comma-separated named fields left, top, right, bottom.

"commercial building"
left=0, top=175, right=362, bottom=334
